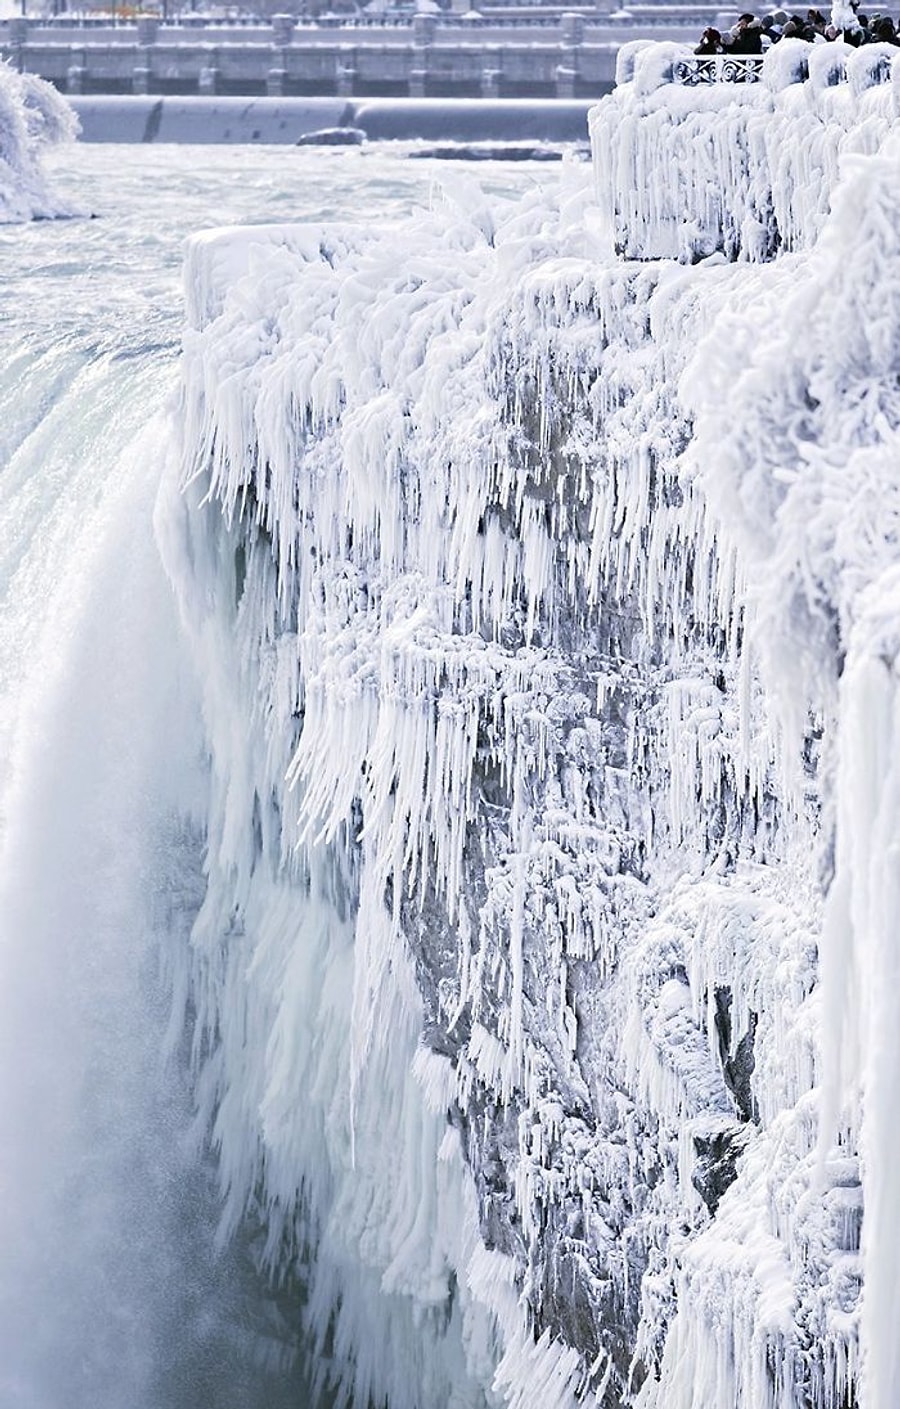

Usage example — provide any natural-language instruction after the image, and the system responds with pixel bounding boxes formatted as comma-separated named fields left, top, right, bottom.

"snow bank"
left=0, top=58, right=78, bottom=223
left=165, top=64, right=899, bottom=1409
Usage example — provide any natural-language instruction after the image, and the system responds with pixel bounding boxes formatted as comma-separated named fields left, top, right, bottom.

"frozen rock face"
left=0, top=58, right=78, bottom=222
left=163, top=90, right=900, bottom=1409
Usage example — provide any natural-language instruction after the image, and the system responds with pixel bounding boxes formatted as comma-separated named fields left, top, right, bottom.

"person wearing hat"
left=730, top=13, right=766, bottom=49
left=695, top=25, right=723, bottom=51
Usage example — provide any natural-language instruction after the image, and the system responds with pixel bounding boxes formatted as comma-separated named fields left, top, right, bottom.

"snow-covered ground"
left=160, top=46, right=898, bottom=1409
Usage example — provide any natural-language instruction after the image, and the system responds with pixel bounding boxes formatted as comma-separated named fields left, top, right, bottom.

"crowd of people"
left=694, top=6, right=900, bottom=53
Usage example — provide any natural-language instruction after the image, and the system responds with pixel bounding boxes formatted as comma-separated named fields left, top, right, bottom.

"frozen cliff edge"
left=159, top=67, right=900, bottom=1409
left=0, top=57, right=78, bottom=222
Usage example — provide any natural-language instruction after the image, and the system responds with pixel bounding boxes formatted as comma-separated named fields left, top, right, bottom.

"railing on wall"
left=671, top=45, right=897, bottom=86
left=672, top=53, right=765, bottom=83
left=0, top=11, right=621, bottom=96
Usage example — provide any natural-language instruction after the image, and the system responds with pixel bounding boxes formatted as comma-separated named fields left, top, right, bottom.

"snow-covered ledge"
left=590, top=38, right=900, bottom=261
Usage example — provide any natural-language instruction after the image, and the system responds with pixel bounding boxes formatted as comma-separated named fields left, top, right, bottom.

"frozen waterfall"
left=0, top=302, right=228, bottom=1405
left=166, top=45, right=900, bottom=1409
left=3, top=35, right=898, bottom=1409
left=0, top=140, right=420, bottom=1409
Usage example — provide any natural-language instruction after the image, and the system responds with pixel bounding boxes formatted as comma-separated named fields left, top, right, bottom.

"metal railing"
left=672, top=53, right=764, bottom=82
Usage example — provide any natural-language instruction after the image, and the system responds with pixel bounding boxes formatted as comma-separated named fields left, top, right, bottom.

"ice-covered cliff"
left=160, top=49, right=900, bottom=1409
left=0, top=58, right=77, bottom=221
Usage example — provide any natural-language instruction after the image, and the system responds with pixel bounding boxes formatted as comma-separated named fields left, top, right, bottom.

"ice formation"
left=0, top=57, right=77, bottom=222
left=160, top=42, right=900, bottom=1409
left=592, top=38, right=899, bottom=262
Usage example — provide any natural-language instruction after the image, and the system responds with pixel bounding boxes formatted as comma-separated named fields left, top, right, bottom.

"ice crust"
left=162, top=71, right=900, bottom=1409
left=0, top=58, right=78, bottom=222
left=591, top=41, right=900, bottom=263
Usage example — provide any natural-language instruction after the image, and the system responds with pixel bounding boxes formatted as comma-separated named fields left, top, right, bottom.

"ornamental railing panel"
left=673, top=54, right=766, bottom=84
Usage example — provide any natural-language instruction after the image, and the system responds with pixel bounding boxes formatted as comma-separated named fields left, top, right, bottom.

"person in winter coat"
left=730, top=13, right=766, bottom=49
left=695, top=25, right=723, bottom=51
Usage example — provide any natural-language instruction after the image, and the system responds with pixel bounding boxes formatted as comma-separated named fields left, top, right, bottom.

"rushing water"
left=0, top=143, right=547, bottom=1409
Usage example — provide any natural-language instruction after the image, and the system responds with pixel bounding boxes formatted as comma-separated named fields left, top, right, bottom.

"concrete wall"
left=67, top=93, right=597, bottom=142
left=0, top=13, right=715, bottom=98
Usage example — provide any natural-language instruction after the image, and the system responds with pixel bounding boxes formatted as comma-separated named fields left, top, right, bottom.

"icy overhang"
left=588, top=36, right=900, bottom=261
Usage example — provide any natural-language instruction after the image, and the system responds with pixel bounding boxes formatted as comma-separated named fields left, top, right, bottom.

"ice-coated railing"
left=590, top=37, right=900, bottom=259
left=673, top=53, right=766, bottom=83
left=671, top=43, right=900, bottom=85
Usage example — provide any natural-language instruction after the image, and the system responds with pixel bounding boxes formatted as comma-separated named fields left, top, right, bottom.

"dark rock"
left=692, top=1123, right=751, bottom=1215
left=295, top=126, right=365, bottom=146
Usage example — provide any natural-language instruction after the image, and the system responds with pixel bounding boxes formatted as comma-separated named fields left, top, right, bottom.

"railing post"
left=198, top=47, right=219, bottom=94
left=481, top=64, right=500, bottom=98
left=270, top=13, right=295, bottom=46
left=480, top=41, right=501, bottom=97
left=269, top=15, right=294, bottom=97
left=409, top=12, right=434, bottom=96
left=555, top=63, right=576, bottom=97
left=560, top=11, right=584, bottom=45
left=412, top=13, right=436, bottom=44
left=133, top=16, right=156, bottom=93
left=137, top=15, right=158, bottom=45
left=9, top=16, right=28, bottom=72
left=67, top=45, right=86, bottom=93
left=558, top=12, right=582, bottom=97
left=336, top=57, right=356, bottom=96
